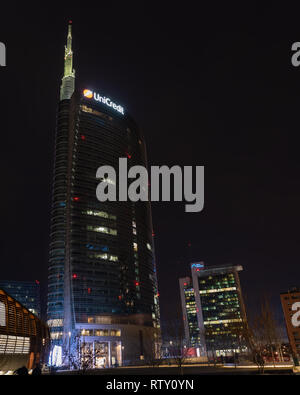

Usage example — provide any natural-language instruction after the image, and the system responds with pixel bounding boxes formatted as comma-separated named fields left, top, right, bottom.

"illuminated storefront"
left=0, top=289, right=49, bottom=374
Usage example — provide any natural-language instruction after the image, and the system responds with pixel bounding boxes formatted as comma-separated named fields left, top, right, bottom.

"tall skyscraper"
left=47, top=23, right=160, bottom=367
left=179, top=262, right=247, bottom=356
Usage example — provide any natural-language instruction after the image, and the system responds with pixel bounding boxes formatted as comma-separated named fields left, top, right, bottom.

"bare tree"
left=241, top=296, right=286, bottom=373
left=61, top=331, right=103, bottom=374
left=242, top=316, right=266, bottom=373
left=163, top=320, right=191, bottom=374
left=142, top=335, right=162, bottom=368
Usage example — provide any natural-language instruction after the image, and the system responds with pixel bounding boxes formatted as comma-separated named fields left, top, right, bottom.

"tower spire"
left=60, top=21, right=75, bottom=101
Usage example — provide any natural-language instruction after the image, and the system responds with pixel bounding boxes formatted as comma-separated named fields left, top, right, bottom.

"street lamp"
left=68, top=331, right=71, bottom=370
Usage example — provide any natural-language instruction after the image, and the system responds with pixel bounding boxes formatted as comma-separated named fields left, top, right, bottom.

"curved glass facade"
left=47, top=100, right=70, bottom=340
left=47, top=89, right=160, bottom=344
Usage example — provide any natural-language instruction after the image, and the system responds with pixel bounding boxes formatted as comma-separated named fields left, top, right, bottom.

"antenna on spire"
left=60, top=21, right=75, bottom=101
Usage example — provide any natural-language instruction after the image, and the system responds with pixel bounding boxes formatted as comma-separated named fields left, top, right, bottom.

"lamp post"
left=68, top=331, right=71, bottom=370
left=121, top=346, right=124, bottom=366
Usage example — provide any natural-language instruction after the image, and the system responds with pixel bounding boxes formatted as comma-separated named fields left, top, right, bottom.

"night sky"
left=1, top=3, right=300, bottom=325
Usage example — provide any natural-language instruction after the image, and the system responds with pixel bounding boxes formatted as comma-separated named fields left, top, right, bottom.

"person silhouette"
left=14, top=366, right=28, bottom=375
left=32, top=364, right=42, bottom=375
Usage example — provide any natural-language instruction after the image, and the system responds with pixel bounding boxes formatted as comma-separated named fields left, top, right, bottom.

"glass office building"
left=179, top=277, right=200, bottom=347
left=0, top=280, right=41, bottom=317
left=180, top=262, right=247, bottom=356
left=47, top=23, right=160, bottom=366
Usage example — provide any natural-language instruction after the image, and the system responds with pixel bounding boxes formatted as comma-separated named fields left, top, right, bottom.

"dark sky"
left=1, top=3, right=300, bottom=324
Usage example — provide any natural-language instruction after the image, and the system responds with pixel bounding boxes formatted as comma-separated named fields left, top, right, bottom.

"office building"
left=47, top=22, right=160, bottom=367
left=179, top=262, right=247, bottom=356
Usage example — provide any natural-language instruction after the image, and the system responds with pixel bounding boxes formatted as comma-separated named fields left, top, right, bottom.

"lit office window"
left=83, top=210, right=116, bottom=220
left=87, top=225, right=117, bottom=236
left=89, top=253, right=118, bottom=262
left=47, top=319, right=63, bottom=327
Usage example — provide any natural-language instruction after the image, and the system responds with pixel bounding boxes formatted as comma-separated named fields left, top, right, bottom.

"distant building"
left=0, top=280, right=41, bottom=317
left=179, top=262, right=247, bottom=356
left=0, top=289, right=49, bottom=373
left=280, top=288, right=300, bottom=357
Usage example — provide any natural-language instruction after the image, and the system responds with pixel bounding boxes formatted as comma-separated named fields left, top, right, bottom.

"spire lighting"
left=60, top=22, right=75, bottom=101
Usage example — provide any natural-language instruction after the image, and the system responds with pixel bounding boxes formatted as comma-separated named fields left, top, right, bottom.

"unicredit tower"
left=47, top=22, right=160, bottom=367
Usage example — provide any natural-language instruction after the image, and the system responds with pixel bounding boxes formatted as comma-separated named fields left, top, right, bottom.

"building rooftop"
left=280, top=287, right=300, bottom=295
left=192, top=263, right=243, bottom=275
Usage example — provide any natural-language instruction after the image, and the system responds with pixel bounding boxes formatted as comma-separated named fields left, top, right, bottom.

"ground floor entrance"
left=81, top=340, right=122, bottom=368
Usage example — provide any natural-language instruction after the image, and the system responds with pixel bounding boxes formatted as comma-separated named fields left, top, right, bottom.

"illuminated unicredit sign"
left=83, top=89, right=124, bottom=115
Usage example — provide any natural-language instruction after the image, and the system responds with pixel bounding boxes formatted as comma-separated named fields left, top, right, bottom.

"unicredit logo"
left=83, top=89, right=124, bottom=115
left=83, top=89, right=93, bottom=99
